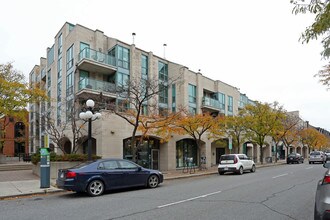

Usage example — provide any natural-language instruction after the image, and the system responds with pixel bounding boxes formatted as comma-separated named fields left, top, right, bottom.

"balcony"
left=201, top=97, right=225, bottom=114
left=77, top=48, right=117, bottom=75
left=76, top=77, right=117, bottom=100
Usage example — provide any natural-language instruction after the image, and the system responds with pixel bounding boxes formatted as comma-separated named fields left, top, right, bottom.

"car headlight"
left=158, top=171, right=163, bottom=175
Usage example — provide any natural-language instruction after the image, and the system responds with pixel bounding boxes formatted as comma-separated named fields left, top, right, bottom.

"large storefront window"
left=123, top=137, right=160, bottom=169
left=176, top=139, right=197, bottom=168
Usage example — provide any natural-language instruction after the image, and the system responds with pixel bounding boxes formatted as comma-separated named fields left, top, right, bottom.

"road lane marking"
left=157, top=190, right=222, bottom=208
left=306, top=166, right=313, bottom=169
left=272, top=173, right=288, bottom=179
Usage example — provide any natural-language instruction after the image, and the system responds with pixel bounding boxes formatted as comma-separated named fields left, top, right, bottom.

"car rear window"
left=310, top=152, right=321, bottom=156
left=288, top=153, right=296, bottom=157
left=220, top=155, right=235, bottom=160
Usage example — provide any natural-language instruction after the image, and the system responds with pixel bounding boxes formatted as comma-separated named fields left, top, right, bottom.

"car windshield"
left=310, top=152, right=321, bottom=156
left=220, top=155, right=235, bottom=160
left=288, top=154, right=296, bottom=157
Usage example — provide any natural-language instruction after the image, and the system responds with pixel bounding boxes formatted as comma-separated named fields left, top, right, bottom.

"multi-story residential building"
left=29, top=22, right=278, bottom=170
left=0, top=112, right=29, bottom=157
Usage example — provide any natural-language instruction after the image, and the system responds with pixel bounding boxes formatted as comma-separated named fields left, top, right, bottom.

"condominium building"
left=29, top=22, right=273, bottom=171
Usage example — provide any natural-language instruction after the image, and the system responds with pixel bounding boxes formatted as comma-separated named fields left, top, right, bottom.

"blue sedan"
left=56, top=158, right=163, bottom=196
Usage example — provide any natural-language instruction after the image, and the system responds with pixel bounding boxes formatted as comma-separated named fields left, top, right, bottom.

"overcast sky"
left=1, top=0, right=329, bottom=130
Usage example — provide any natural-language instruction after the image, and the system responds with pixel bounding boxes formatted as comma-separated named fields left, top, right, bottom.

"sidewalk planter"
left=32, top=161, right=81, bottom=179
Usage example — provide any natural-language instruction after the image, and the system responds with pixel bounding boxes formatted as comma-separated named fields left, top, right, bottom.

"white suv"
left=218, top=154, right=256, bottom=175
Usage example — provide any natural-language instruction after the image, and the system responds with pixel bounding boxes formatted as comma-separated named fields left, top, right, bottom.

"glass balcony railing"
left=79, top=78, right=116, bottom=93
left=78, top=48, right=116, bottom=67
left=202, top=97, right=222, bottom=110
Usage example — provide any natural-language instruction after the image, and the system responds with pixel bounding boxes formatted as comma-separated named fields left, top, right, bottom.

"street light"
left=79, top=99, right=101, bottom=161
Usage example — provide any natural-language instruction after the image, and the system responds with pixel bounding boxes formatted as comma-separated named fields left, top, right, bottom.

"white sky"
left=1, top=0, right=329, bottom=130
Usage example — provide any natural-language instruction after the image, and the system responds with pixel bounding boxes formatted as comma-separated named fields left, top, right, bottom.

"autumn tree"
left=211, top=111, right=247, bottom=154
left=172, top=113, right=224, bottom=168
left=242, top=102, right=286, bottom=164
left=291, top=0, right=330, bottom=88
left=271, top=111, right=302, bottom=161
left=110, top=74, right=182, bottom=163
left=300, top=127, right=328, bottom=151
left=0, top=62, right=46, bottom=154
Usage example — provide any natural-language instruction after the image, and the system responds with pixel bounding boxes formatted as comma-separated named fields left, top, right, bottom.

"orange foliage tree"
left=299, top=127, right=328, bottom=151
left=0, top=63, right=47, bottom=153
left=170, top=113, right=224, bottom=167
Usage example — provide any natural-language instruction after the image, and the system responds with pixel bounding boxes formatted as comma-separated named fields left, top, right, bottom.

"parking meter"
left=40, top=148, right=50, bottom=188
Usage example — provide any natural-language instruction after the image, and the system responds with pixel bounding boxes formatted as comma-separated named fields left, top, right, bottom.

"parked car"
left=56, top=158, right=163, bottom=197
left=218, top=154, right=256, bottom=175
left=286, top=153, right=304, bottom=164
left=314, top=162, right=330, bottom=220
left=309, top=151, right=326, bottom=164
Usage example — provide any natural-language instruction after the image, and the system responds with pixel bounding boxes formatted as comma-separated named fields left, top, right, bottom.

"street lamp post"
left=79, top=99, right=101, bottom=161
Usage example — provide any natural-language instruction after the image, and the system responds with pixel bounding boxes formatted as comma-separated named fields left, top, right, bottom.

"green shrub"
left=31, top=153, right=101, bottom=165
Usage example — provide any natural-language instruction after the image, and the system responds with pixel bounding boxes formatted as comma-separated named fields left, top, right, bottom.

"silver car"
left=309, top=151, right=326, bottom=164
left=314, top=162, right=330, bottom=220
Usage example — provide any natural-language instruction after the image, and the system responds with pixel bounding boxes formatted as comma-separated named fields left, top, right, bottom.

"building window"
left=159, top=84, right=168, bottom=104
left=47, top=45, right=54, bottom=66
left=117, top=46, right=130, bottom=69
left=57, top=81, right=62, bottom=102
left=57, top=105, right=61, bottom=126
left=141, top=104, right=148, bottom=116
left=228, top=96, right=233, bottom=113
left=79, top=70, right=89, bottom=89
left=66, top=44, right=74, bottom=70
left=47, top=69, right=51, bottom=88
left=57, top=57, right=62, bottom=79
left=176, top=139, right=197, bottom=168
left=47, top=91, right=51, bottom=109
left=141, top=55, right=148, bottom=79
left=189, top=106, right=196, bottom=115
left=66, top=98, right=73, bottom=121
left=66, top=71, right=73, bottom=97
left=188, top=84, right=196, bottom=104
left=218, top=92, right=225, bottom=110
left=172, top=84, right=176, bottom=112
left=116, top=72, right=129, bottom=89
left=58, top=33, right=62, bottom=55
left=158, top=62, right=168, bottom=82
left=14, top=122, right=25, bottom=138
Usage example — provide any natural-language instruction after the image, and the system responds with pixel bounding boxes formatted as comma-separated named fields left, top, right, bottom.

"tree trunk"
left=260, top=145, right=264, bottom=164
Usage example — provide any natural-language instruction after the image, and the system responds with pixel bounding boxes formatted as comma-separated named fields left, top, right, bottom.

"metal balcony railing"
left=78, top=78, right=116, bottom=93
left=78, top=48, right=116, bottom=67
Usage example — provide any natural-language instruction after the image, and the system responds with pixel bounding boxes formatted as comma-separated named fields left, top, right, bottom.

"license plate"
left=224, top=167, right=228, bottom=171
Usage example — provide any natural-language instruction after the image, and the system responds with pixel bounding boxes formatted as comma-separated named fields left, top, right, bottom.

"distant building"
left=0, top=111, right=29, bottom=157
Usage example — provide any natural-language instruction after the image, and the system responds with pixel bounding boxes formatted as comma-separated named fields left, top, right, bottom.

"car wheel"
left=250, top=165, right=256, bottom=173
left=238, top=166, right=243, bottom=175
left=309, top=161, right=311, bottom=164
left=87, top=180, right=104, bottom=197
left=219, top=171, right=224, bottom=175
left=147, top=175, right=159, bottom=188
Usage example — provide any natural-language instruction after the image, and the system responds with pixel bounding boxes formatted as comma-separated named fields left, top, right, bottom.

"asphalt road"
left=0, top=163, right=326, bottom=220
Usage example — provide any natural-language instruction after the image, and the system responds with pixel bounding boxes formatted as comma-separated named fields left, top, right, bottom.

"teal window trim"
left=117, top=45, right=130, bottom=69
left=66, top=44, right=74, bottom=70
left=158, top=61, right=168, bottom=82
left=141, top=54, right=148, bottom=78
left=58, top=33, right=62, bottom=55
left=188, top=84, right=196, bottom=104
left=228, top=95, right=233, bottom=112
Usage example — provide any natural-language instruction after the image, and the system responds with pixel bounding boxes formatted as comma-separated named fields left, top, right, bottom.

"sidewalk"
left=0, top=160, right=286, bottom=199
